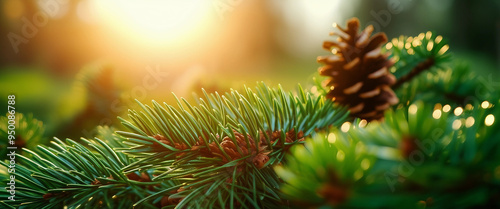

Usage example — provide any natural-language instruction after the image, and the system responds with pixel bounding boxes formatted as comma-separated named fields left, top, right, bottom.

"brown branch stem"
left=392, top=58, right=435, bottom=89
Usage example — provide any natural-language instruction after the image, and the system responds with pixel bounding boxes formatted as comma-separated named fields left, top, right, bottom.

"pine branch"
left=0, top=113, right=46, bottom=159
left=395, top=63, right=499, bottom=106
left=392, top=57, right=434, bottom=89
left=388, top=32, right=451, bottom=90
left=115, top=82, right=349, bottom=208
left=277, top=101, right=500, bottom=208
left=0, top=127, right=163, bottom=208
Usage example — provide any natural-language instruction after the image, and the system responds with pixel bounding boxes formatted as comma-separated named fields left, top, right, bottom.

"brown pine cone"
left=260, top=129, right=304, bottom=152
left=152, top=134, right=189, bottom=156
left=318, top=17, right=399, bottom=121
left=192, top=131, right=270, bottom=169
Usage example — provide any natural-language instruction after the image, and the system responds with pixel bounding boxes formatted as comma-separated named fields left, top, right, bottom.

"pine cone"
left=152, top=134, right=189, bottom=156
left=162, top=187, right=186, bottom=206
left=259, top=129, right=304, bottom=152
left=317, top=171, right=349, bottom=206
left=192, top=131, right=270, bottom=168
left=318, top=18, right=398, bottom=120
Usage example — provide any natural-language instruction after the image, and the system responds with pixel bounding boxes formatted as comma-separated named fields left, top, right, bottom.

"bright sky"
left=78, top=0, right=347, bottom=54
left=86, top=0, right=212, bottom=46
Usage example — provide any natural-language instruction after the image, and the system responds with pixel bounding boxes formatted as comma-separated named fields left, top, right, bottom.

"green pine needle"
left=278, top=100, right=500, bottom=208
left=0, top=127, right=161, bottom=209
left=116, top=82, right=349, bottom=208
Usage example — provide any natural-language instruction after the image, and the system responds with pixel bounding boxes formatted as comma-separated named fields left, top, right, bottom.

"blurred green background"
left=0, top=0, right=498, bottom=141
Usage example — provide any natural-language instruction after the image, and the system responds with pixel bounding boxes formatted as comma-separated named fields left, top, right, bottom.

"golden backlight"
left=89, top=0, right=212, bottom=46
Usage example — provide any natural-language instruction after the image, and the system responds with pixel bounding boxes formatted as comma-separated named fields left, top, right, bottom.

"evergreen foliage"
left=1, top=19, right=499, bottom=209
left=0, top=130, right=161, bottom=209
left=278, top=101, right=500, bottom=208
left=0, top=113, right=45, bottom=159
left=116, top=83, right=348, bottom=208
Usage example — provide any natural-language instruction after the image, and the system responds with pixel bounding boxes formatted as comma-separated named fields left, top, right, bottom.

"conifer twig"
left=392, top=57, right=435, bottom=89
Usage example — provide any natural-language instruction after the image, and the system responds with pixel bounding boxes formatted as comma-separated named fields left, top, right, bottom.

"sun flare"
left=90, top=0, right=211, bottom=45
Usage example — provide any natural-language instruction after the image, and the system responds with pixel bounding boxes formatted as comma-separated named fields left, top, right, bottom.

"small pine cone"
left=259, top=130, right=280, bottom=146
left=317, top=184, right=349, bottom=206
left=166, top=187, right=185, bottom=205
left=285, top=129, right=304, bottom=143
left=43, top=193, right=54, bottom=200
left=283, top=129, right=305, bottom=152
left=317, top=171, right=349, bottom=206
left=91, top=178, right=101, bottom=185
left=252, top=153, right=270, bottom=169
left=191, top=136, right=216, bottom=157
left=152, top=134, right=188, bottom=156
left=318, top=17, right=398, bottom=121
left=126, top=172, right=151, bottom=182
left=260, top=129, right=304, bottom=152
left=192, top=131, right=269, bottom=168
left=153, top=134, right=171, bottom=145
left=43, top=191, right=69, bottom=200
left=400, top=135, right=418, bottom=159
left=160, top=196, right=170, bottom=207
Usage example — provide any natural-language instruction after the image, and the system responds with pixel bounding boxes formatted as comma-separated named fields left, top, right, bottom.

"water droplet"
left=337, top=150, right=345, bottom=162
left=392, top=38, right=398, bottom=45
left=328, top=133, right=336, bottom=143
left=359, top=119, right=367, bottom=128
left=405, top=42, right=411, bottom=49
left=438, top=45, right=449, bottom=55
left=409, top=104, right=418, bottom=114
left=354, top=169, right=363, bottom=180
left=452, top=119, right=462, bottom=130
left=485, top=114, right=495, bottom=126
left=481, top=101, right=490, bottom=109
left=432, top=109, right=442, bottom=119
left=426, top=31, right=432, bottom=39
left=454, top=107, right=463, bottom=116
left=311, top=86, right=318, bottom=94
left=427, top=42, right=434, bottom=51
left=361, top=159, right=370, bottom=170
left=386, top=42, right=393, bottom=50
left=435, top=35, right=443, bottom=44
left=398, top=40, right=404, bottom=49
left=341, top=122, right=351, bottom=132
left=412, top=39, right=421, bottom=47
left=443, top=104, right=451, bottom=112
left=418, top=33, right=425, bottom=40
left=465, top=117, right=475, bottom=128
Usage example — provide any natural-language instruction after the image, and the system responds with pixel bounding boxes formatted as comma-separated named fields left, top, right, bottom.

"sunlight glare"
left=91, top=0, right=211, bottom=45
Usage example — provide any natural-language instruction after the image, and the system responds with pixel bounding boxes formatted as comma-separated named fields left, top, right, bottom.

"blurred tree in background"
left=0, top=1, right=500, bottom=209
left=0, top=0, right=498, bottom=146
